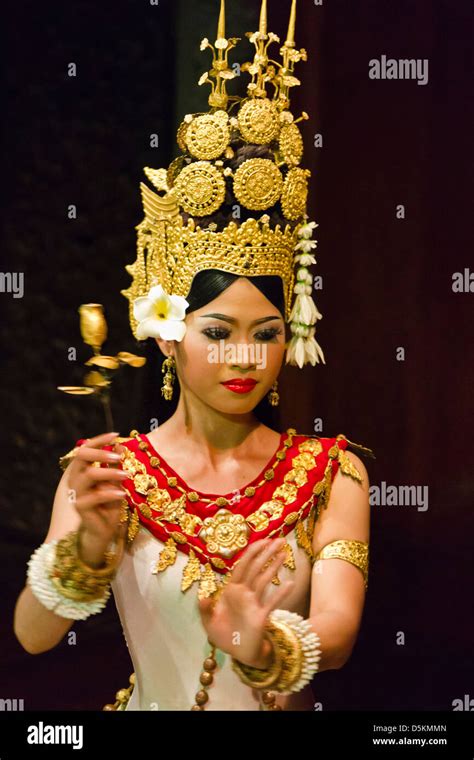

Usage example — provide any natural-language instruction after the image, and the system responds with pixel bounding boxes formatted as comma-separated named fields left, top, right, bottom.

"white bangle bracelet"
left=26, top=541, right=111, bottom=621
left=268, top=609, right=322, bottom=694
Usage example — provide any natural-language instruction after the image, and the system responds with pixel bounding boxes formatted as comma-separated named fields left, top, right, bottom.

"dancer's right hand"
left=66, top=431, right=129, bottom=566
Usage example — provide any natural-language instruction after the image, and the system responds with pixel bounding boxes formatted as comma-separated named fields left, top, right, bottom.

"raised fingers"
left=83, top=465, right=129, bottom=486
left=70, top=432, right=123, bottom=470
left=230, top=539, right=269, bottom=584
left=82, top=432, right=121, bottom=448
left=245, top=537, right=286, bottom=588
left=73, top=485, right=127, bottom=513
left=231, top=537, right=285, bottom=586
left=253, top=549, right=287, bottom=602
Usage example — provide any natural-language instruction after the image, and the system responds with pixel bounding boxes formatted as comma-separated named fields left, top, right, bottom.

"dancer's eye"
left=254, top=328, right=283, bottom=342
left=202, top=327, right=283, bottom=341
left=202, top=327, right=231, bottom=340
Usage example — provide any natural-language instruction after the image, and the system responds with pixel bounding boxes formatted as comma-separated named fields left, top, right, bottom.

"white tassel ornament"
left=285, top=219, right=325, bottom=368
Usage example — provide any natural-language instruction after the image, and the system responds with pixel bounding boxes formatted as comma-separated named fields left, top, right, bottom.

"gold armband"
left=313, top=539, right=369, bottom=589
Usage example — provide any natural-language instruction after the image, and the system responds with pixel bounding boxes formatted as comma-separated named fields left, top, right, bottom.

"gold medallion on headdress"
left=185, top=110, right=230, bottom=160
left=280, top=167, right=311, bottom=220
left=237, top=98, right=280, bottom=144
left=279, top=122, right=304, bottom=166
left=174, top=160, right=226, bottom=216
left=233, top=158, right=283, bottom=210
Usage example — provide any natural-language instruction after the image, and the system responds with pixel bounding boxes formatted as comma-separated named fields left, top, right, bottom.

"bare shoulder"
left=311, top=447, right=371, bottom=555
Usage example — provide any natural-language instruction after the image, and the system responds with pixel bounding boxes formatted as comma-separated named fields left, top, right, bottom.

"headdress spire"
left=198, top=0, right=239, bottom=109
left=217, top=0, right=225, bottom=39
left=275, top=0, right=307, bottom=110
left=285, top=0, right=297, bottom=47
left=259, top=0, right=268, bottom=36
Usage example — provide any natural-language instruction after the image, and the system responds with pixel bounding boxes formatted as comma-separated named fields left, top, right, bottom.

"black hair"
left=130, top=269, right=285, bottom=432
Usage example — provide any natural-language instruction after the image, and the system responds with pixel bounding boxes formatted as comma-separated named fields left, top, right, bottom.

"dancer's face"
left=156, top=277, right=286, bottom=413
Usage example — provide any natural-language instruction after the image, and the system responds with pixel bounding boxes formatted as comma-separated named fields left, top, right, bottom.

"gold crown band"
left=122, top=214, right=298, bottom=339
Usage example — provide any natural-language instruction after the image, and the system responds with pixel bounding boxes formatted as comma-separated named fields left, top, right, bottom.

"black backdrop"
left=1, top=0, right=473, bottom=711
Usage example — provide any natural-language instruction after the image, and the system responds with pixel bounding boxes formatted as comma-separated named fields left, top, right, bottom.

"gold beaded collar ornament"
left=122, top=0, right=325, bottom=369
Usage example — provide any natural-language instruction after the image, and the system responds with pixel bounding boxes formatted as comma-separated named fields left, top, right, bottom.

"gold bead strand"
left=190, top=641, right=218, bottom=710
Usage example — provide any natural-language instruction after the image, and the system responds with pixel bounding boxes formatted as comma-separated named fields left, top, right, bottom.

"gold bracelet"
left=50, top=529, right=122, bottom=602
left=231, top=617, right=304, bottom=691
left=232, top=611, right=321, bottom=695
left=231, top=627, right=284, bottom=689
left=264, top=618, right=303, bottom=692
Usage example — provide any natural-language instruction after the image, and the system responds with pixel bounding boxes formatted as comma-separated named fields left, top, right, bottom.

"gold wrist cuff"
left=50, top=529, right=122, bottom=602
left=231, top=617, right=304, bottom=692
left=231, top=630, right=283, bottom=689
left=265, top=618, right=303, bottom=691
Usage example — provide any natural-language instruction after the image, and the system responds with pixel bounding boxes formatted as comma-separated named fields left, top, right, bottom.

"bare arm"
left=306, top=450, right=370, bottom=671
left=229, top=449, right=371, bottom=673
left=13, top=433, right=128, bottom=655
left=13, top=463, right=83, bottom=654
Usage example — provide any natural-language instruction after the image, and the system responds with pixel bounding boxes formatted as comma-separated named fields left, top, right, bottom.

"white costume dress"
left=60, top=428, right=363, bottom=711
left=111, top=524, right=314, bottom=711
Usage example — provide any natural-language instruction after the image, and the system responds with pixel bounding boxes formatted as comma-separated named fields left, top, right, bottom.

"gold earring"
left=267, top=380, right=279, bottom=406
left=161, top=355, right=176, bottom=401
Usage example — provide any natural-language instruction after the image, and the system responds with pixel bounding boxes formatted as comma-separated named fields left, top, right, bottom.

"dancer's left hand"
left=198, top=537, right=294, bottom=667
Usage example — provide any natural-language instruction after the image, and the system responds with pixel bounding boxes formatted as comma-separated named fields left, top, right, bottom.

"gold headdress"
left=122, top=0, right=325, bottom=368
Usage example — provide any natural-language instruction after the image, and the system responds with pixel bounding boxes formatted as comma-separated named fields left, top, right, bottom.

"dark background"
left=1, top=0, right=473, bottom=710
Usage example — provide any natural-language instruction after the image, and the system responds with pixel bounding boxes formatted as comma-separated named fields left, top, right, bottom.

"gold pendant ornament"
left=199, top=509, right=250, bottom=558
left=161, top=355, right=176, bottom=400
left=185, top=111, right=231, bottom=160
left=267, top=379, right=279, bottom=406
left=280, top=167, right=311, bottom=221
left=174, top=160, right=226, bottom=216
left=237, top=97, right=281, bottom=144
left=233, top=158, right=283, bottom=210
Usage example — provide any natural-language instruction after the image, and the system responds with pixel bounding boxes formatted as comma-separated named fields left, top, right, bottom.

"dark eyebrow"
left=199, top=313, right=282, bottom=326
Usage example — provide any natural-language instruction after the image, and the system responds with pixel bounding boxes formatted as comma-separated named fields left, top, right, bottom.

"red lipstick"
left=221, top=378, right=258, bottom=394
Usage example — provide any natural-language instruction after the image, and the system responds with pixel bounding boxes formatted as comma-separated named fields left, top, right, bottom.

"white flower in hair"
left=133, top=285, right=189, bottom=342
